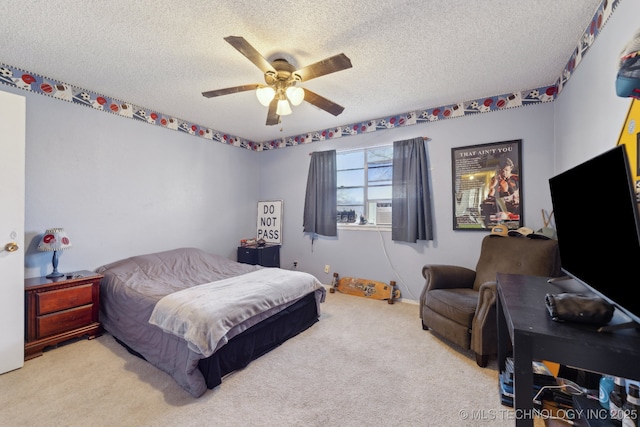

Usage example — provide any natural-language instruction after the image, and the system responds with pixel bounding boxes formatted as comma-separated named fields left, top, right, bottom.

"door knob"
left=4, top=242, right=18, bottom=252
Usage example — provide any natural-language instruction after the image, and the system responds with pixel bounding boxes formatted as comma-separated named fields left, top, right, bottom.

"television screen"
left=549, top=145, right=640, bottom=325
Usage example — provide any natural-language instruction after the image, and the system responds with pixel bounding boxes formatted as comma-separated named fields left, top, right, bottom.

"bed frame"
left=115, top=291, right=318, bottom=390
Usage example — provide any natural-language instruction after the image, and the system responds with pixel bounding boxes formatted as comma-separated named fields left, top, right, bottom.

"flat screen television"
left=549, top=145, right=640, bottom=326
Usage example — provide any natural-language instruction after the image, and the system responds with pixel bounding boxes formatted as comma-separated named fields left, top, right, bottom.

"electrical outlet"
left=324, top=264, right=330, bottom=274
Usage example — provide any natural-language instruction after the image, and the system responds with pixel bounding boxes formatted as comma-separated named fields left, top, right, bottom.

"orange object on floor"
left=329, top=273, right=400, bottom=304
left=542, top=361, right=560, bottom=377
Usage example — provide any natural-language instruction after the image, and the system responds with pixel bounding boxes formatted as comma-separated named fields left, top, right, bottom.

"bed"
left=96, top=247, right=325, bottom=397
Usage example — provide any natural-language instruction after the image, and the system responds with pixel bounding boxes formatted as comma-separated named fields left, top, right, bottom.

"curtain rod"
left=309, top=136, right=430, bottom=155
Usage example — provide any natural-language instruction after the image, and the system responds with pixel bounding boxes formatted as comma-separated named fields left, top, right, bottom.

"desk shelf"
left=496, top=273, right=640, bottom=427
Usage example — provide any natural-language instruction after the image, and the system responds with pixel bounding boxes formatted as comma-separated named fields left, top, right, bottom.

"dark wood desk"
left=496, top=273, right=640, bottom=427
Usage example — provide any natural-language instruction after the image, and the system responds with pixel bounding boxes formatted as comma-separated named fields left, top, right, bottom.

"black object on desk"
left=237, top=244, right=280, bottom=267
left=496, top=273, right=640, bottom=427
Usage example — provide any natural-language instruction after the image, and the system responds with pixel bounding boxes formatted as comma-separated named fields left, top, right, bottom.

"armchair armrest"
left=420, top=265, right=476, bottom=307
left=474, top=281, right=497, bottom=322
left=471, top=281, right=498, bottom=357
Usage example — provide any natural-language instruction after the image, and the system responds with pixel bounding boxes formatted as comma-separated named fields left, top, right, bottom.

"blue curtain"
left=303, top=150, right=337, bottom=237
left=391, top=137, right=433, bottom=242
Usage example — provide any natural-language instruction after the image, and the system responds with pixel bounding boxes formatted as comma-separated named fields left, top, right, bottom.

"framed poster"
left=256, top=200, right=283, bottom=244
left=451, top=139, right=523, bottom=231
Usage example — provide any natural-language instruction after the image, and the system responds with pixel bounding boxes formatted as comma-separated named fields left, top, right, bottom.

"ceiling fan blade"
left=201, top=84, right=259, bottom=98
left=303, top=89, right=345, bottom=116
left=266, top=99, right=279, bottom=126
left=224, top=36, right=276, bottom=75
left=294, top=53, right=352, bottom=82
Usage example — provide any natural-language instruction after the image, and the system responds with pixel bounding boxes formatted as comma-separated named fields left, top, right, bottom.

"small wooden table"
left=24, top=270, right=103, bottom=360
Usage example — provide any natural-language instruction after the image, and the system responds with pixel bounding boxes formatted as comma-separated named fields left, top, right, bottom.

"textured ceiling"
left=0, top=0, right=612, bottom=145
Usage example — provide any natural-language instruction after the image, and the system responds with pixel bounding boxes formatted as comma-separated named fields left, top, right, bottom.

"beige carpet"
left=0, top=291, right=515, bottom=426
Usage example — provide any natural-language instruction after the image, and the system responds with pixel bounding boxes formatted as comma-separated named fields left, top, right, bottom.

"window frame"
left=336, top=145, right=393, bottom=230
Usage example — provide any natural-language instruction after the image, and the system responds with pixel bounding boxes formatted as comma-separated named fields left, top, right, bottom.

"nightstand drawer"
left=36, top=284, right=93, bottom=315
left=37, top=304, right=94, bottom=338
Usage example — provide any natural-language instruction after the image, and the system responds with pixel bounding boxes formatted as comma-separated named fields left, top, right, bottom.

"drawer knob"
left=4, top=242, right=18, bottom=252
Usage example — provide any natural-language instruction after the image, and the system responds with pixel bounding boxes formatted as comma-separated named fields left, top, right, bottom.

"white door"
left=0, top=89, right=26, bottom=374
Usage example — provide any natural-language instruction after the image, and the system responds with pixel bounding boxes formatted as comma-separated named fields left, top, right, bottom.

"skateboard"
left=329, top=273, right=400, bottom=304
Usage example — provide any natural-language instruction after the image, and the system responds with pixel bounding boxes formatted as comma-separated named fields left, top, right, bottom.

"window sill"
left=338, top=223, right=391, bottom=231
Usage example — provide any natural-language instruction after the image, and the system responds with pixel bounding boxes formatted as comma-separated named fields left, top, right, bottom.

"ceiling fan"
left=202, top=36, right=353, bottom=126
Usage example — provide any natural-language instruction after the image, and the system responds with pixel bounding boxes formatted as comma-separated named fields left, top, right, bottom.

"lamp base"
left=46, top=271, right=65, bottom=279
left=46, top=250, right=64, bottom=279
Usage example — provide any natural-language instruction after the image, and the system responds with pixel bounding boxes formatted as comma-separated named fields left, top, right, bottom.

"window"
left=336, top=145, right=393, bottom=225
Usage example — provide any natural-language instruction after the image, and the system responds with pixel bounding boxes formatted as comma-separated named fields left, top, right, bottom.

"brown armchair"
left=419, top=235, right=561, bottom=367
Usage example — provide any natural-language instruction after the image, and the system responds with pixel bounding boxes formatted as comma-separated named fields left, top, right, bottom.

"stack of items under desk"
left=499, top=357, right=558, bottom=408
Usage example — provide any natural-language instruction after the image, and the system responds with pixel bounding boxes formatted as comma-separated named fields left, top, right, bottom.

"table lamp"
left=37, top=228, right=72, bottom=278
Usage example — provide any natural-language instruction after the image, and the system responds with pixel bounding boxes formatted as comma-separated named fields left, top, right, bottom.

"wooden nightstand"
left=24, top=270, right=103, bottom=360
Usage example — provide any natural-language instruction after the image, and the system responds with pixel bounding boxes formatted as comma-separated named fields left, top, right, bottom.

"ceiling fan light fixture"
left=256, top=86, right=275, bottom=106
left=286, top=86, right=304, bottom=106
left=276, top=98, right=292, bottom=116
left=204, top=37, right=352, bottom=125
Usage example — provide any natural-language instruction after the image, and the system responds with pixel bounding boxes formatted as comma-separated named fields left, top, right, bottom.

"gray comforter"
left=97, top=247, right=325, bottom=397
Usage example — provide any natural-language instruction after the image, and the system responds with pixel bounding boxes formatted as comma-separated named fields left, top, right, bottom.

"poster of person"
left=451, top=140, right=523, bottom=230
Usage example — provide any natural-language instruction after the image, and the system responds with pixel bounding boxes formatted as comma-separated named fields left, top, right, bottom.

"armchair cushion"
left=472, top=235, right=561, bottom=290
left=427, top=288, right=478, bottom=327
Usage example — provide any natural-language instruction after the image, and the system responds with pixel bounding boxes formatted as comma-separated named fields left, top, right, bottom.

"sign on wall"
left=256, top=200, right=283, bottom=244
left=615, top=98, right=640, bottom=202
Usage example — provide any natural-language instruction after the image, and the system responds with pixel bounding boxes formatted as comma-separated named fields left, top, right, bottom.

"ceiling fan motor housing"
left=265, top=59, right=300, bottom=88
